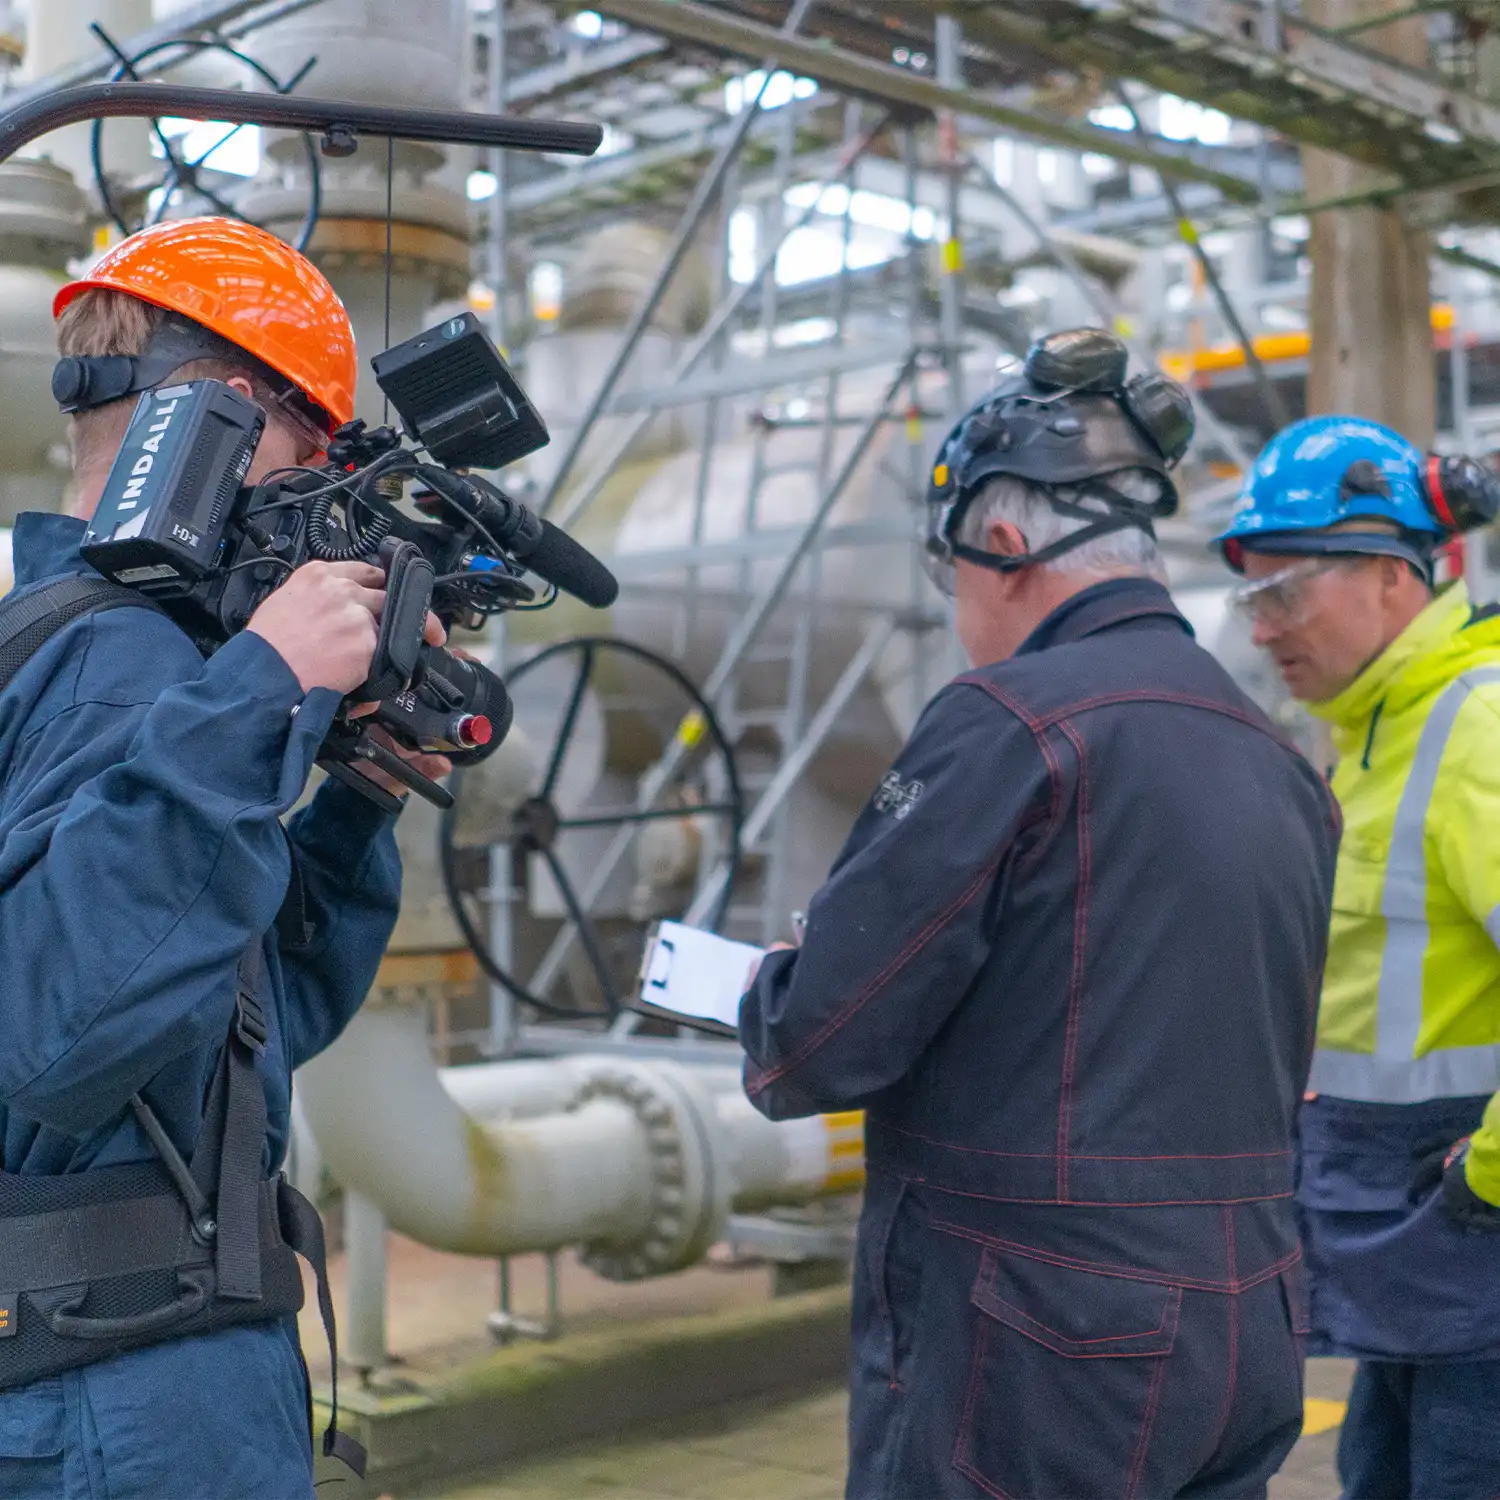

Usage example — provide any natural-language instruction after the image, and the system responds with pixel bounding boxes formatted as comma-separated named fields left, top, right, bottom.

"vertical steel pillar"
left=344, top=1189, right=388, bottom=1374
left=935, top=16, right=966, bottom=420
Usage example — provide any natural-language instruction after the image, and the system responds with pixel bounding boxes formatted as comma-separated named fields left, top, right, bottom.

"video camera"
left=79, top=312, right=617, bottom=813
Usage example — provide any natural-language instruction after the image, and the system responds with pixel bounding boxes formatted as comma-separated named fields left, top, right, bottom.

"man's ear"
left=984, top=517, right=1028, bottom=559
left=225, top=374, right=255, bottom=400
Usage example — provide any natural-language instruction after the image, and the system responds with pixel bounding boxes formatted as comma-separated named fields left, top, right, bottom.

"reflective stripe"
left=1309, top=1043, right=1500, bottom=1102
left=1486, top=900, right=1500, bottom=951
left=1315, top=666, right=1500, bottom=1104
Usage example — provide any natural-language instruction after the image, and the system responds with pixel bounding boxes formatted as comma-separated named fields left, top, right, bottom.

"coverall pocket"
left=0, top=1379, right=66, bottom=1499
left=954, top=1247, right=1181, bottom=1500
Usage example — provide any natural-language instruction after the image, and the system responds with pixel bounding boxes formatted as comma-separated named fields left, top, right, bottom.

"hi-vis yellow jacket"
left=1308, top=581, right=1500, bottom=1203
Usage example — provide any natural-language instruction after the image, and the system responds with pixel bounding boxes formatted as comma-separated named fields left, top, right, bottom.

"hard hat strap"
left=51, top=318, right=232, bottom=415
left=946, top=478, right=1158, bottom=575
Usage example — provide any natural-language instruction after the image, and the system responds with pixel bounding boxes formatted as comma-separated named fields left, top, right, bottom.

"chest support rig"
left=0, top=576, right=363, bottom=1477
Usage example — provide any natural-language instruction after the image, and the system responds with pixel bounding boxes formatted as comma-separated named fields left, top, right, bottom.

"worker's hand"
left=348, top=723, right=452, bottom=801
left=247, top=560, right=386, bottom=695
left=744, top=940, right=798, bottom=993
left=1409, top=1136, right=1500, bottom=1231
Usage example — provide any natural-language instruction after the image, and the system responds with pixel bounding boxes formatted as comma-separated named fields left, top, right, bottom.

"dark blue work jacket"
left=741, top=578, right=1339, bottom=1192
left=741, top=580, right=1342, bottom=1498
left=0, top=512, right=401, bottom=1499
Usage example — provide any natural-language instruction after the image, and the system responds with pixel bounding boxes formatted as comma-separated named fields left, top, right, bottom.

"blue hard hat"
left=1216, top=415, right=1443, bottom=574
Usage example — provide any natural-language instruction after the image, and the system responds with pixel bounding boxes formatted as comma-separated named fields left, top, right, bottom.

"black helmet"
left=924, top=328, right=1195, bottom=587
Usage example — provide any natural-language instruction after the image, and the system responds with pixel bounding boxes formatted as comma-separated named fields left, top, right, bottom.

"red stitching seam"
left=745, top=855, right=1002, bottom=1096
left=953, top=673, right=1047, bottom=732
left=952, top=1317, right=1018, bottom=1500
left=1055, top=719, right=1089, bottom=1202
left=873, top=1121, right=1294, bottom=1162
left=979, top=1288, right=1179, bottom=1352
left=1206, top=1207, right=1240, bottom=1465
left=1124, top=1338, right=1171, bottom=1500
left=874, top=1181, right=906, bottom=1391
left=921, top=1182, right=1293, bottom=1210
left=957, top=676, right=1066, bottom=855
left=932, top=1219, right=1303, bottom=1294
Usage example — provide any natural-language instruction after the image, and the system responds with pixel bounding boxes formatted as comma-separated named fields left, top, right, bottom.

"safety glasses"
left=923, top=502, right=960, bottom=597
left=262, top=384, right=333, bottom=462
left=1227, top=557, right=1348, bottom=629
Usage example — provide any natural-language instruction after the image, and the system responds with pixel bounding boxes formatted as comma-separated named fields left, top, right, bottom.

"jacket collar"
left=10, top=512, right=93, bottom=589
left=1307, top=581, right=1477, bottom=734
left=1015, top=577, right=1193, bottom=657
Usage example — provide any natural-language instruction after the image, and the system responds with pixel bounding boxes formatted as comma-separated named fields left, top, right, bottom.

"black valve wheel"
left=441, top=637, right=743, bottom=1021
left=89, top=33, right=321, bottom=251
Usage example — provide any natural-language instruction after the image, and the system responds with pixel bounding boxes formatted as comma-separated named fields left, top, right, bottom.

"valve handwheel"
left=441, top=637, right=744, bottom=1021
left=89, top=29, right=322, bottom=251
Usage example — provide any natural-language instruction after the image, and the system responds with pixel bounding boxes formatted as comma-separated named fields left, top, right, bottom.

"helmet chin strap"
left=947, top=479, right=1160, bottom=575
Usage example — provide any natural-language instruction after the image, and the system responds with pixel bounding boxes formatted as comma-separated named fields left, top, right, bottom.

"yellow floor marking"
left=1304, top=1397, right=1347, bottom=1437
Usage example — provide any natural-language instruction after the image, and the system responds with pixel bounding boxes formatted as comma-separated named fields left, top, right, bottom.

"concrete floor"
left=413, top=1359, right=1356, bottom=1500
left=324, top=1233, right=1354, bottom=1500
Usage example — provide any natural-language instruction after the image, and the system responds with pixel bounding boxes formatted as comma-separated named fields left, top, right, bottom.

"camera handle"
left=318, top=720, right=455, bottom=813
left=352, top=539, right=434, bottom=703
left=314, top=539, right=457, bottom=813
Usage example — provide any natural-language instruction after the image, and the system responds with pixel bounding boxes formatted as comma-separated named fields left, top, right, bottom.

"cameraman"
left=0, top=217, right=445, bottom=1499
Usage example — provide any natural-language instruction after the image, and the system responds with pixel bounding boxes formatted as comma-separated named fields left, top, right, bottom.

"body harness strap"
left=0, top=578, right=363, bottom=1476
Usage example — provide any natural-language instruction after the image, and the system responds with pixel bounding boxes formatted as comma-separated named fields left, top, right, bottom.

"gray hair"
left=957, top=471, right=1169, bottom=584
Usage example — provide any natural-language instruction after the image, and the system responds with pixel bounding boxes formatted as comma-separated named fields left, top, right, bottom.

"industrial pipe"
left=295, top=1003, right=863, bottom=1280
left=0, top=81, right=602, bottom=169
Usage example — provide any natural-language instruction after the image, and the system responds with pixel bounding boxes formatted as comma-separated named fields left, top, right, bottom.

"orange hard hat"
left=54, top=217, right=357, bottom=430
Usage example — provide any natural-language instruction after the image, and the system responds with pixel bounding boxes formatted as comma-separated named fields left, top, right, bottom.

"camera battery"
left=83, top=380, right=264, bottom=593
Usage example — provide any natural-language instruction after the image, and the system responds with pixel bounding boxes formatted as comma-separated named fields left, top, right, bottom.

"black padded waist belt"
left=0, top=954, right=364, bottom=1477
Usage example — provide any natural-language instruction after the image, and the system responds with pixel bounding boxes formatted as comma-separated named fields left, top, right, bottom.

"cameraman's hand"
left=247, top=561, right=386, bottom=695
left=353, top=724, right=452, bottom=800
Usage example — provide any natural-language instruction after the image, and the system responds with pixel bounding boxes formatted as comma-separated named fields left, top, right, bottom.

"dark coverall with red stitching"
left=740, top=578, right=1341, bottom=1500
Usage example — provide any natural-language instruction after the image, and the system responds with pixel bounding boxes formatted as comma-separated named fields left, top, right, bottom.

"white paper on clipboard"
left=635, top=920, right=765, bottom=1035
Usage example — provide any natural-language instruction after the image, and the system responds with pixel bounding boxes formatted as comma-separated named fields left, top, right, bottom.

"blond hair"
left=55, top=287, right=296, bottom=476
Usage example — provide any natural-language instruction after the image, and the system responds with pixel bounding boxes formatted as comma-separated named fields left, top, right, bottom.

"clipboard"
left=632, top=920, right=765, bottom=1038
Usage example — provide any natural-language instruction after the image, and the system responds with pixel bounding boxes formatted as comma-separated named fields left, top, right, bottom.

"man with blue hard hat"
left=741, top=328, right=1340, bottom=1498
left=1220, top=414, right=1500, bottom=1498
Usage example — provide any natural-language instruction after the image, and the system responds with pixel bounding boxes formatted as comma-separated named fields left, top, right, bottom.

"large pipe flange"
left=574, top=1064, right=728, bottom=1281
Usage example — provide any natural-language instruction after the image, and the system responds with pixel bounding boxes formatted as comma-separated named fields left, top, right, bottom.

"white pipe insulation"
left=294, top=1004, right=863, bottom=1281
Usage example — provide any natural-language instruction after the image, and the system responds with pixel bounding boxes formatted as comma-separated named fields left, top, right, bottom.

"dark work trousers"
left=1337, top=1359, right=1500, bottom=1500
left=847, top=1174, right=1309, bottom=1500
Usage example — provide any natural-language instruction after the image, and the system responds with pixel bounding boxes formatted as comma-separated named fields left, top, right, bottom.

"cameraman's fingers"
left=347, top=584, right=386, bottom=617
left=320, top=561, right=386, bottom=587
left=423, top=611, right=447, bottom=647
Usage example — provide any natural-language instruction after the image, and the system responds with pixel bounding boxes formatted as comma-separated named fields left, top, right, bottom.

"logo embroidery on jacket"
left=874, top=771, right=925, bottom=820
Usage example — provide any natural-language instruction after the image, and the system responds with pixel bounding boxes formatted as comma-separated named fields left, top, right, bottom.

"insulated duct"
left=295, top=1001, right=862, bottom=1278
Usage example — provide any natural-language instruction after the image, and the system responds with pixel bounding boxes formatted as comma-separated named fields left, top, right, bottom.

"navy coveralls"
left=0, top=513, right=401, bottom=1499
left=742, top=579, right=1341, bottom=1500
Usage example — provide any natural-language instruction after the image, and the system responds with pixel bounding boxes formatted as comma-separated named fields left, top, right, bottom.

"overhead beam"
left=914, top=1, right=1500, bottom=192
left=584, top=0, right=1262, bottom=202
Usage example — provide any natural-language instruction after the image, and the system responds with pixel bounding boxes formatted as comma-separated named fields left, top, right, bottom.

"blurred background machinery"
left=3, top=0, right=1500, bottom=1373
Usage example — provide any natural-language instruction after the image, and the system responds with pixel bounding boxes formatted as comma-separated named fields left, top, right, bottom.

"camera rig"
left=79, top=312, right=618, bottom=814
left=0, top=79, right=613, bottom=815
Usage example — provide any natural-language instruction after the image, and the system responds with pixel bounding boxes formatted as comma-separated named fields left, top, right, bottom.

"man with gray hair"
left=740, top=329, right=1340, bottom=1498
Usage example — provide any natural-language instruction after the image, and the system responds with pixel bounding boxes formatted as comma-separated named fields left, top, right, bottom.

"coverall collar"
left=1307, top=581, right=1475, bottom=736
left=1015, top=576, right=1193, bottom=658
left=10, top=510, right=92, bottom=588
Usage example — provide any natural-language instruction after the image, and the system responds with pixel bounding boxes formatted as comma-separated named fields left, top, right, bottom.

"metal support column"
left=531, top=361, right=915, bottom=995
left=344, top=1189, right=388, bottom=1375
left=540, top=0, right=818, bottom=517
left=552, top=112, right=893, bottom=532
left=935, top=16, right=966, bottom=420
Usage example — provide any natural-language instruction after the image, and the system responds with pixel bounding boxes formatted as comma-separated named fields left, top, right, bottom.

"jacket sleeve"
left=738, top=680, right=1053, bottom=1119
left=277, top=777, right=402, bottom=1067
left=0, top=611, right=340, bottom=1137
left=1430, top=689, right=1500, bottom=1205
